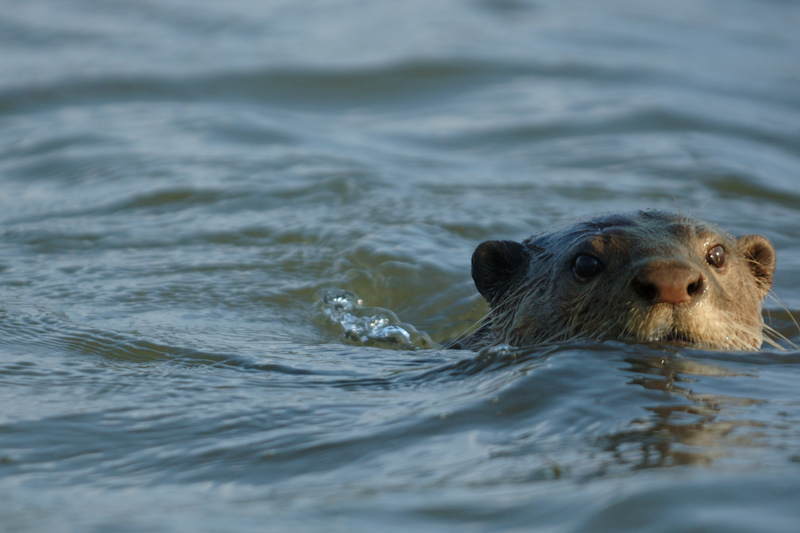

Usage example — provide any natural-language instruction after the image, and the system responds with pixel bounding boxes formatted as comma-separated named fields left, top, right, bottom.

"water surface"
left=2, top=0, right=800, bottom=531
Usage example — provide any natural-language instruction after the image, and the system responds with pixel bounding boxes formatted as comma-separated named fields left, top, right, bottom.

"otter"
left=461, top=211, right=776, bottom=351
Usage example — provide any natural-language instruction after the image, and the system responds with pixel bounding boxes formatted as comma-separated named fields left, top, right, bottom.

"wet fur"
left=462, top=211, right=776, bottom=351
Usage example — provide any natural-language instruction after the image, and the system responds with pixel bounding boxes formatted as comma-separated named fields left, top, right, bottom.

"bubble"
left=319, top=288, right=433, bottom=349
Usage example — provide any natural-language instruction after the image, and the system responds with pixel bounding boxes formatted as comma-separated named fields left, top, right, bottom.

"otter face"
left=470, top=211, right=776, bottom=351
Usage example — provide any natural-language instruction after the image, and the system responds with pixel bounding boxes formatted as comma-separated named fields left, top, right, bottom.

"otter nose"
left=631, top=265, right=704, bottom=305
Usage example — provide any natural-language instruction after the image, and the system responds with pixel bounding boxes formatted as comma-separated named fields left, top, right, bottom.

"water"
left=1, top=0, right=800, bottom=531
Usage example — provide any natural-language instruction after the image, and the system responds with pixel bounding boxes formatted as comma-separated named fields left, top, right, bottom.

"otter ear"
left=471, top=240, right=530, bottom=305
left=737, top=234, right=776, bottom=299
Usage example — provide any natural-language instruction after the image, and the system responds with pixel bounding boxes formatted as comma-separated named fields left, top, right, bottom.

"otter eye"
left=572, top=254, right=604, bottom=280
left=706, top=245, right=726, bottom=270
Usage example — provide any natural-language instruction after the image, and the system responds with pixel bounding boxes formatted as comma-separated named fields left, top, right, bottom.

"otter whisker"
left=443, top=307, right=495, bottom=350
left=447, top=279, right=536, bottom=350
left=761, top=324, right=797, bottom=351
left=765, top=289, right=800, bottom=337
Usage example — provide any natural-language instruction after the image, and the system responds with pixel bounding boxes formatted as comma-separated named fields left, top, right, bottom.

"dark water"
left=2, top=0, right=800, bottom=531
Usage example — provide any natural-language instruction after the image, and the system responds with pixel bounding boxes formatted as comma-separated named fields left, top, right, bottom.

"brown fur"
left=462, top=211, right=776, bottom=351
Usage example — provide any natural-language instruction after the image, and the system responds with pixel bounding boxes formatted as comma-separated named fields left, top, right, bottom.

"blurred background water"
left=1, top=0, right=800, bottom=531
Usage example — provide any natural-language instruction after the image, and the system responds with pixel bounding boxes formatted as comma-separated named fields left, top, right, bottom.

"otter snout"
left=631, top=263, right=705, bottom=306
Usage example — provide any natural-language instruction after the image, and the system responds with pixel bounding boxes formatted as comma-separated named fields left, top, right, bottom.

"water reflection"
left=609, top=354, right=764, bottom=468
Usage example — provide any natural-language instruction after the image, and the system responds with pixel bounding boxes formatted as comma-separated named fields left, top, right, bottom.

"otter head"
left=471, top=211, right=776, bottom=351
